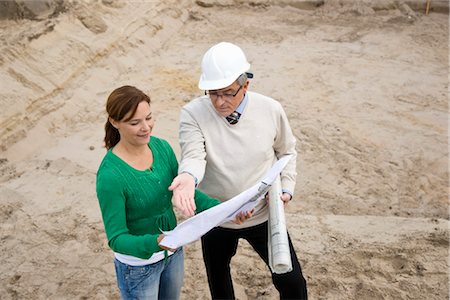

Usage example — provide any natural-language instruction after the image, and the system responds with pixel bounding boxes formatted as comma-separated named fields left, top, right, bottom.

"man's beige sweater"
left=178, top=91, right=297, bottom=229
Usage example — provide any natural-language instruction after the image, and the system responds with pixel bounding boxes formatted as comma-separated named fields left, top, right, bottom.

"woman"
left=96, top=86, right=250, bottom=299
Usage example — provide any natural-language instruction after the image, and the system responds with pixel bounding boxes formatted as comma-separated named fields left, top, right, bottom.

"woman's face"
left=113, top=101, right=154, bottom=147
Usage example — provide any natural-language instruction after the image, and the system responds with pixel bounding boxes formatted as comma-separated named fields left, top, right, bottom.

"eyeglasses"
left=205, top=85, right=242, bottom=100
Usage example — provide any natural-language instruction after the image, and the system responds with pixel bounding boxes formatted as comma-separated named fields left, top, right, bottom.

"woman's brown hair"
left=104, top=85, right=151, bottom=149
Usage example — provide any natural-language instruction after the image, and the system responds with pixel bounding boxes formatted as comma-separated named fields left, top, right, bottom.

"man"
left=169, top=42, right=308, bottom=299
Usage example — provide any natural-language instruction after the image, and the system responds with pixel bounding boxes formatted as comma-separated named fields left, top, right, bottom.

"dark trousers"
left=201, top=221, right=308, bottom=300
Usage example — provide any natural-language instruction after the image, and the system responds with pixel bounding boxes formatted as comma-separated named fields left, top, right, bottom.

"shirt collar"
left=235, top=92, right=248, bottom=115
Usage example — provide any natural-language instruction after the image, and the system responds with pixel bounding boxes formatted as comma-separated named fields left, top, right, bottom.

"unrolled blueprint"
left=159, top=155, right=293, bottom=249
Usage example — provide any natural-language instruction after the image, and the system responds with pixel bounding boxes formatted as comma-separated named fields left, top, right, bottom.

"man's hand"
left=232, top=209, right=254, bottom=225
left=169, top=173, right=196, bottom=217
left=265, top=192, right=292, bottom=207
left=280, top=192, right=292, bottom=207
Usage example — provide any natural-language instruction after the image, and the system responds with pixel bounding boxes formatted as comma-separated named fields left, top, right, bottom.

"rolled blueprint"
left=268, top=175, right=292, bottom=274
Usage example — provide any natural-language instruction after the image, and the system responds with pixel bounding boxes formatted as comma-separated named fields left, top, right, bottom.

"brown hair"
left=104, top=85, right=151, bottom=149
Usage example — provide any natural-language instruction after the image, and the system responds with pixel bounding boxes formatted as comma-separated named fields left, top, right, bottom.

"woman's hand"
left=157, top=234, right=176, bottom=252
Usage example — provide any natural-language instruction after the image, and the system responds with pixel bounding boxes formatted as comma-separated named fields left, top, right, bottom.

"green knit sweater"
left=96, top=136, right=220, bottom=259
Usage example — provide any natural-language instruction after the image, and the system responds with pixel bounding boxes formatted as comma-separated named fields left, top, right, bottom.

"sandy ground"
left=0, top=0, right=448, bottom=299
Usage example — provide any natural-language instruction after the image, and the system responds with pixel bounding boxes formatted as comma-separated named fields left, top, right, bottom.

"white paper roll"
left=268, top=175, right=292, bottom=274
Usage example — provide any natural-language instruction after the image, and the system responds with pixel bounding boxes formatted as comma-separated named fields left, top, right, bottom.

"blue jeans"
left=114, top=248, right=184, bottom=300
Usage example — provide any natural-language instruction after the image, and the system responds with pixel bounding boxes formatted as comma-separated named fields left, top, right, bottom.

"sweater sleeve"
left=161, top=137, right=180, bottom=179
left=96, top=169, right=161, bottom=259
left=178, top=106, right=207, bottom=183
left=194, top=189, right=221, bottom=213
left=274, top=102, right=298, bottom=195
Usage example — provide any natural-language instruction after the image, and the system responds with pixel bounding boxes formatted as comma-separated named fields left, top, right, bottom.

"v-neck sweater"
left=178, top=91, right=297, bottom=229
left=96, top=136, right=220, bottom=259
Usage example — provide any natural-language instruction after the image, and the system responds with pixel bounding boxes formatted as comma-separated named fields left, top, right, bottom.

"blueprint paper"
left=268, top=175, right=293, bottom=274
left=159, top=155, right=293, bottom=249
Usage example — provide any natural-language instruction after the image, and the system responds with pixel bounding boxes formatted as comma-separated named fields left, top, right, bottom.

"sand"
left=0, top=0, right=448, bottom=299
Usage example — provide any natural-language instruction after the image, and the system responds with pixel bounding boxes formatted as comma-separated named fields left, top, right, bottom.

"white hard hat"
left=198, top=42, right=251, bottom=90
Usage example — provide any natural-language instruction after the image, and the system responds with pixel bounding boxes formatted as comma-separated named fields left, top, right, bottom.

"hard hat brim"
left=198, top=76, right=238, bottom=90
left=198, top=66, right=251, bottom=90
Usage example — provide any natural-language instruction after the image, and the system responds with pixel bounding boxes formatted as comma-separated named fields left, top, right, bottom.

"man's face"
left=207, top=81, right=248, bottom=117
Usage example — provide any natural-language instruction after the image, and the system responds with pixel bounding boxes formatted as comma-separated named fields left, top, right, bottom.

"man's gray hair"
left=237, top=73, right=248, bottom=86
